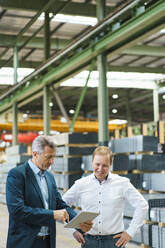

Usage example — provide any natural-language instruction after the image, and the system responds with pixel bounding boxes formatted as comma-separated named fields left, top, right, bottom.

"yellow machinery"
left=0, top=118, right=126, bottom=133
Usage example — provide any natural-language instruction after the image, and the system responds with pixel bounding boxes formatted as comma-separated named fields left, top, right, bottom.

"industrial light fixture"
left=109, top=119, right=127, bottom=124
left=23, top=113, right=28, bottom=119
left=49, top=102, right=53, bottom=107
left=60, top=117, right=67, bottom=123
left=112, top=94, right=118, bottom=99
left=69, top=109, right=75, bottom=114
left=38, top=13, right=97, bottom=26
left=112, top=109, right=118, bottom=114
left=160, top=28, right=165, bottom=34
left=162, top=95, right=165, bottom=99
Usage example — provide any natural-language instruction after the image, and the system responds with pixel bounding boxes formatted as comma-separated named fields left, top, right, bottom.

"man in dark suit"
left=6, top=135, right=92, bottom=248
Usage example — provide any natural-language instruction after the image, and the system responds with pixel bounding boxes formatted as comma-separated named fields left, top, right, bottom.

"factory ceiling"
left=0, top=0, right=165, bottom=124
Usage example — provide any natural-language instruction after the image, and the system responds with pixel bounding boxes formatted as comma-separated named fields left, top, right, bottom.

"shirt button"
left=99, top=192, right=101, bottom=194
left=99, top=201, right=100, bottom=203
left=99, top=221, right=101, bottom=224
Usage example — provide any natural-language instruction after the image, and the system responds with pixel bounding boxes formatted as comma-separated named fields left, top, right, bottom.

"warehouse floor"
left=0, top=204, right=140, bottom=248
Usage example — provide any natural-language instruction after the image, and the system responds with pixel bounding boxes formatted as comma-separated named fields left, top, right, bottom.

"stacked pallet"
left=51, top=132, right=97, bottom=194
left=0, top=164, right=12, bottom=204
left=152, top=225, right=165, bottom=248
left=110, top=135, right=165, bottom=247
left=0, top=144, right=31, bottom=204
left=111, top=135, right=158, bottom=154
left=5, top=144, right=31, bottom=165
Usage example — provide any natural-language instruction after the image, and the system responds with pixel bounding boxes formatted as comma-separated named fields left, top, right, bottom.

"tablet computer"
left=64, top=211, right=99, bottom=228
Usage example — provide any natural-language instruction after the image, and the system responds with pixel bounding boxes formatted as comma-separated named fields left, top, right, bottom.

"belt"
left=86, top=232, right=122, bottom=240
left=36, top=235, right=50, bottom=240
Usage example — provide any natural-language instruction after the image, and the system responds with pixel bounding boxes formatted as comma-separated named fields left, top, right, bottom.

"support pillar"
left=153, top=85, right=159, bottom=122
left=12, top=46, right=18, bottom=145
left=97, top=0, right=109, bottom=146
left=44, top=11, right=50, bottom=61
left=12, top=103, right=18, bottom=145
left=13, top=46, right=18, bottom=84
left=126, top=92, right=132, bottom=126
left=43, top=85, right=51, bottom=135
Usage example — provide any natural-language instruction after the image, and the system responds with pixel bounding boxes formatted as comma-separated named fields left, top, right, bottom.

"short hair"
left=92, top=146, right=113, bottom=164
left=32, top=135, right=56, bottom=154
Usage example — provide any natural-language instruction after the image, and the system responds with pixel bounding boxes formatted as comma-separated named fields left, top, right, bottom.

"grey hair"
left=32, top=135, right=56, bottom=154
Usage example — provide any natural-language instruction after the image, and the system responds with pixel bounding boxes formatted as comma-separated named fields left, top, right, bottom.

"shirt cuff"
left=125, top=227, right=136, bottom=238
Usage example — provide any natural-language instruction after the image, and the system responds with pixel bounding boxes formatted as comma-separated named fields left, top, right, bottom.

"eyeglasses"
left=38, top=152, right=56, bottom=160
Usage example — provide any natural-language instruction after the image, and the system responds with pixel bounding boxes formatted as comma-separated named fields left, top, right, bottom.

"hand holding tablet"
left=64, top=211, right=99, bottom=229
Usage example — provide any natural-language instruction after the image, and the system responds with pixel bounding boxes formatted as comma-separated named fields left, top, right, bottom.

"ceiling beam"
left=122, top=45, right=165, bottom=57
left=0, top=34, right=68, bottom=49
left=2, top=35, right=164, bottom=59
left=107, top=65, right=165, bottom=74
left=0, top=60, right=40, bottom=68
left=1, top=57, right=165, bottom=74
left=0, top=0, right=113, bottom=17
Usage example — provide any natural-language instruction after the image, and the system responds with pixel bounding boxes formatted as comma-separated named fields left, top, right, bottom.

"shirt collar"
left=28, top=159, right=41, bottom=175
left=91, top=171, right=113, bottom=182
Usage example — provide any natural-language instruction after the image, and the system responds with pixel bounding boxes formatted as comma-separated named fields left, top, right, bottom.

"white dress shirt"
left=63, top=172, right=148, bottom=238
left=28, top=160, right=49, bottom=236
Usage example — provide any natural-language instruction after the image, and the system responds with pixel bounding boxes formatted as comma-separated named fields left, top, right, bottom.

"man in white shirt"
left=63, top=146, right=148, bottom=248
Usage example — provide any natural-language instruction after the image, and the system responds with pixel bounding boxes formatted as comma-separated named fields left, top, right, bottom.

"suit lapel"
left=45, top=172, right=52, bottom=209
left=26, top=163, right=45, bottom=207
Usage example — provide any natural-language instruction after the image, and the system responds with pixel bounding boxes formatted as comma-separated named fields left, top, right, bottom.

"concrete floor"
left=0, top=204, right=140, bottom=248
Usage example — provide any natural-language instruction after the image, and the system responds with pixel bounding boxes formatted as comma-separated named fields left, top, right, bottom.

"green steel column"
left=13, top=46, right=18, bottom=84
left=43, top=11, right=51, bottom=134
left=44, top=11, right=50, bottom=61
left=126, top=92, right=132, bottom=126
left=97, top=0, right=109, bottom=146
left=70, top=65, right=93, bottom=132
left=43, top=85, right=51, bottom=135
left=153, top=85, right=159, bottom=122
left=96, top=0, right=105, bottom=21
left=12, top=103, right=18, bottom=145
left=12, top=46, right=18, bottom=145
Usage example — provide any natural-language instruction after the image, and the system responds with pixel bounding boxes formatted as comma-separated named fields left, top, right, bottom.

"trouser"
left=32, top=235, right=50, bottom=248
left=81, top=234, right=125, bottom=248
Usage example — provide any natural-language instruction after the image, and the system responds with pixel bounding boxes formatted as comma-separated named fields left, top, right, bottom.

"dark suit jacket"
left=6, top=161, right=76, bottom=248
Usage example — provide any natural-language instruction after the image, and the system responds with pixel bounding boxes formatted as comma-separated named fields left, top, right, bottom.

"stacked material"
left=123, top=217, right=142, bottom=243
left=143, top=173, right=165, bottom=191
left=0, top=144, right=32, bottom=204
left=124, top=217, right=153, bottom=246
left=124, top=194, right=165, bottom=247
left=150, top=207, right=165, bottom=223
left=124, top=194, right=165, bottom=220
left=141, top=223, right=152, bottom=246
left=52, top=157, right=82, bottom=172
left=82, top=155, right=92, bottom=171
left=112, top=154, right=136, bottom=171
left=0, top=164, right=14, bottom=204
left=121, top=173, right=165, bottom=191
left=152, top=225, right=165, bottom=248
left=113, top=154, right=165, bottom=171
left=120, top=174, right=144, bottom=189
left=111, top=135, right=165, bottom=246
left=51, top=132, right=97, bottom=190
left=111, top=135, right=158, bottom=153
left=5, top=144, right=31, bottom=165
